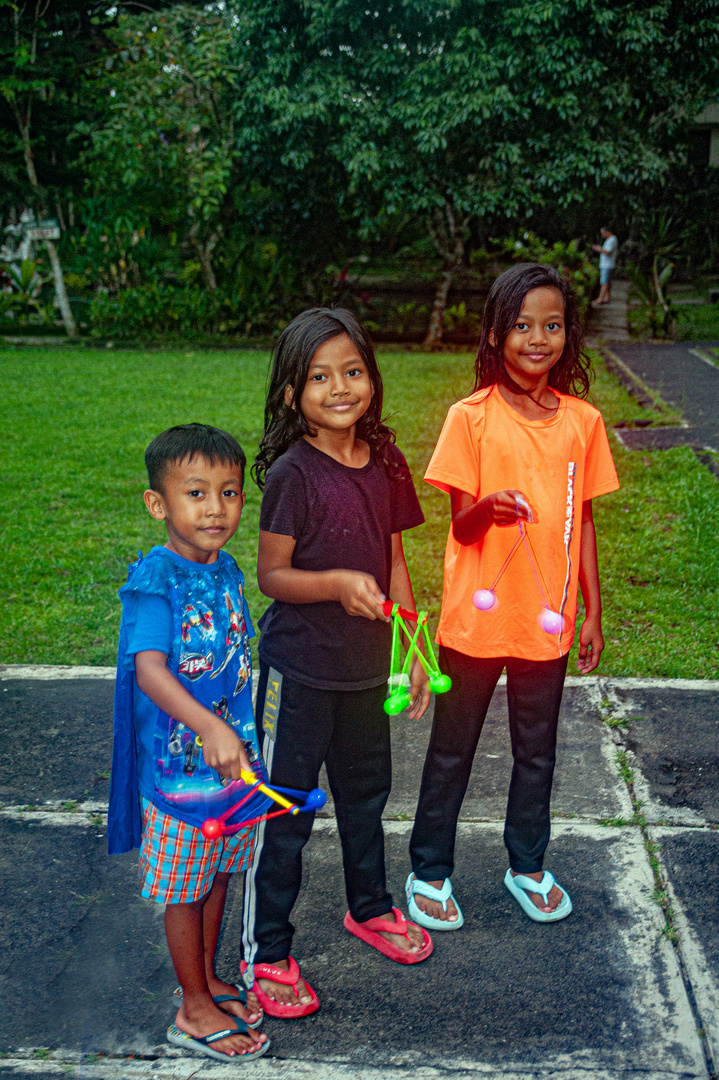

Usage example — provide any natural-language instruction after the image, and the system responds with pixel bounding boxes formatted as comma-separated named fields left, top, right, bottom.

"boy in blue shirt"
left=108, top=424, right=269, bottom=1063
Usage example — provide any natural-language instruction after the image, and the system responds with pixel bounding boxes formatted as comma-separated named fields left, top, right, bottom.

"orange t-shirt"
left=425, top=385, right=620, bottom=661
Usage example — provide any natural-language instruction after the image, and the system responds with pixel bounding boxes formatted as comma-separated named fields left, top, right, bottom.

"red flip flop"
left=343, top=906, right=433, bottom=964
left=240, top=956, right=319, bottom=1019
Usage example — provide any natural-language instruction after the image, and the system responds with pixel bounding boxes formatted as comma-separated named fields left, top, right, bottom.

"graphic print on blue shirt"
left=118, top=546, right=269, bottom=830
left=178, top=586, right=252, bottom=691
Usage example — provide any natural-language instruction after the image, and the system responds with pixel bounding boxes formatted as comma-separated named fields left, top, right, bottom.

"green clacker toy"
left=381, top=600, right=452, bottom=715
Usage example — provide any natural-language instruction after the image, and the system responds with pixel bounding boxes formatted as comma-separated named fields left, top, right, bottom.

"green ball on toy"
left=384, top=691, right=411, bottom=715
left=430, top=673, right=452, bottom=694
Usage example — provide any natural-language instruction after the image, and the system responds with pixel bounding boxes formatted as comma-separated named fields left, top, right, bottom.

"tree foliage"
left=76, top=6, right=242, bottom=290
left=1, top=0, right=718, bottom=340
left=229, top=0, right=719, bottom=341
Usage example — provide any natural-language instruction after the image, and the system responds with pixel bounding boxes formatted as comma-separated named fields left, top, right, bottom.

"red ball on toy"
left=201, top=818, right=223, bottom=840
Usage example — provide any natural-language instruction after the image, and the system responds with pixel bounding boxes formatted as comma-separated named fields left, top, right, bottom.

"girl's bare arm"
left=450, top=487, right=534, bottom=545
left=577, top=499, right=604, bottom=674
left=134, top=651, right=252, bottom=777
left=258, top=530, right=388, bottom=620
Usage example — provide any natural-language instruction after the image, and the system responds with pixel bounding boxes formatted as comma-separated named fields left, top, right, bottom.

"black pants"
left=242, top=663, right=393, bottom=965
left=409, top=647, right=569, bottom=879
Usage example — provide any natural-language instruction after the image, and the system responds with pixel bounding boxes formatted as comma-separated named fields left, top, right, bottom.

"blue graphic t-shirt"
left=108, top=546, right=268, bottom=853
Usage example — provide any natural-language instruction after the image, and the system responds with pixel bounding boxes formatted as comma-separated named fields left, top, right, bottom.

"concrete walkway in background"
left=1, top=665, right=718, bottom=1080
left=603, top=340, right=719, bottom=459
left=587, top=279, right=631, bottom=343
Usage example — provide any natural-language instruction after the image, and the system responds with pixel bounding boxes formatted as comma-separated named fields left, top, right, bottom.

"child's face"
left=143, top=454, right=246, bottom=564
left=288, top=332, right=373, bottom=436
left=501, top=286, right=566, bottom=390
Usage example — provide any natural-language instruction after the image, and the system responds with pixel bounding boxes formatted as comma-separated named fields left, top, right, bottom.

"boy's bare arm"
left=258, top=529, right=388, bottom=621
left=134, top=650, right=252, bottom=778
left=577, top=500, right=604, bottom=674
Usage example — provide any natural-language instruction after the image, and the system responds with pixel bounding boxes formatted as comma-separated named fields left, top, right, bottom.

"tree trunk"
left=197, top=246, right=218, bottom=291
left=422, top=200, right=470, bottom=349
left=11, top=99, right=79, bottom=338
left=423, top=264, right=456, bottom=349
left=190, top=225, right=221, bottom=291
left=45, top=239, right=79, bottom=339
left=652, top=256, right=676, bottom=339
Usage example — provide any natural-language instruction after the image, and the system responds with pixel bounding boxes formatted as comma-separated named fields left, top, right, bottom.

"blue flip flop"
left=405, top=872, right=464, bottom=930
left=167, top=1017, right=270, bottom=1062
left=503, top=869, right=572, bottom=922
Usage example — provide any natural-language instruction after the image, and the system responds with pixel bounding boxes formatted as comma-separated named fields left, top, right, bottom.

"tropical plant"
left=626, top=261, right=680, bottom=339
left=0, top=257, right=55, bottom=323
left=88, top=237, right=299, bottom=340
left=624, top=212, right=685, bottom=338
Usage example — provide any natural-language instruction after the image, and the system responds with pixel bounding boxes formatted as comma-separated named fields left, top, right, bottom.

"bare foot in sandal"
left=510, top=869, right=564, bottom=913
left=175, top=997, right=267, bottom=1058
left=207, top=974, right=262, bottom=1026
left=367, top=908, right=425, bottom=952
left=257, top=960, right=314, bottom=1010
left=408, top=875, right=459, bottom=923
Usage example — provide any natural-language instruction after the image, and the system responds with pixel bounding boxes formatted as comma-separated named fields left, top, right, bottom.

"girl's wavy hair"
left=253, top=307, right=401, bottom=488
left=474, top=263, right=592, bottom=401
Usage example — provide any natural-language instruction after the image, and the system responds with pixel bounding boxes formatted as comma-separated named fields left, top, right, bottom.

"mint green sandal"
left=405, top=872, right=464, bottom=930
left=504, top=869, right=572, bottom=922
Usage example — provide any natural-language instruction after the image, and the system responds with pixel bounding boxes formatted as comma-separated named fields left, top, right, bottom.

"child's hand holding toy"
left=483, top=489, right=536, bottom=527
left=333, top=570, right=390, bottom=621
left=196, top=723, right=252, bottom=781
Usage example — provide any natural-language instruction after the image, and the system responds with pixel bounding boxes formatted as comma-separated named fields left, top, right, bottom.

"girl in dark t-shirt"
left=240, top=308, right=432, bottom=1017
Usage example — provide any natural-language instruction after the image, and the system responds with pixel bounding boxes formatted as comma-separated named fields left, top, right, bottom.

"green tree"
left=78, top=6, right=241, bottom=292
left=230, top=0, right=719, bottom=345
left=0, top=1, right=183, bottom=335
left=0, top=0, right=88, bottom=336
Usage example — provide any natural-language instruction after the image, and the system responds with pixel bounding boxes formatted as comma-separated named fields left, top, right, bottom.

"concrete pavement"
left=604, top=341, right=719, bottom=457
left=587, top=280, right=631, bottom=343
left=1, top=665, right=718, bottom=1080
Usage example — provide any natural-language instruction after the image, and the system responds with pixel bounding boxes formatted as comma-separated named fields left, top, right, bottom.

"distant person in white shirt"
left=592, top=228, right=618, bottom=305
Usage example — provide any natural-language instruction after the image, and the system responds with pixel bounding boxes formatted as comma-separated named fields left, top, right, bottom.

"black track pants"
left=409, top=647, right=569, bottom=879
left=242, top=663, right=393, bottom=965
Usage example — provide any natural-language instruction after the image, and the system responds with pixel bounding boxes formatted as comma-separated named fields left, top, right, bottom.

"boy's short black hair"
left=145, top=424, right=246, bottom=492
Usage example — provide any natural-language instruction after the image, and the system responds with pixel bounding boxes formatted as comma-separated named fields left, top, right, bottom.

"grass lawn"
left=0, top=345, right=717, bottom=678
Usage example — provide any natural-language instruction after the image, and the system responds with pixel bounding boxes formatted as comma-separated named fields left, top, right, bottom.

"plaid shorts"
left=138, top=798, right=256, bottom=904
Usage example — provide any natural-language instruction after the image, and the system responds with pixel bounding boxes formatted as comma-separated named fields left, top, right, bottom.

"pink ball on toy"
left=539, top=608, right=565, bottom=635
left=201, top=818, right=222, bottom=840
left=472, top=589, right=498, bottom=612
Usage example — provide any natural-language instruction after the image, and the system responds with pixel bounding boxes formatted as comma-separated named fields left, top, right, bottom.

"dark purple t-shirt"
left=258, top=438, right=425, bottom=690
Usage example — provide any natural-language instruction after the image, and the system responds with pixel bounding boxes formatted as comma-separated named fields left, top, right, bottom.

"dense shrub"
left=90, top=283, right=258, bottom=339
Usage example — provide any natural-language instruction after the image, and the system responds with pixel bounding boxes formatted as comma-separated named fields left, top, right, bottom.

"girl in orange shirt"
left=406, top=263, right=619, bottom=927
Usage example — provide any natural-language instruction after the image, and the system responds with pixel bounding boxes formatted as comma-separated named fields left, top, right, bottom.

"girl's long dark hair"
left=474, top=263, right=592, bottom=401
left=253, top=307, right=400, bottom=488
